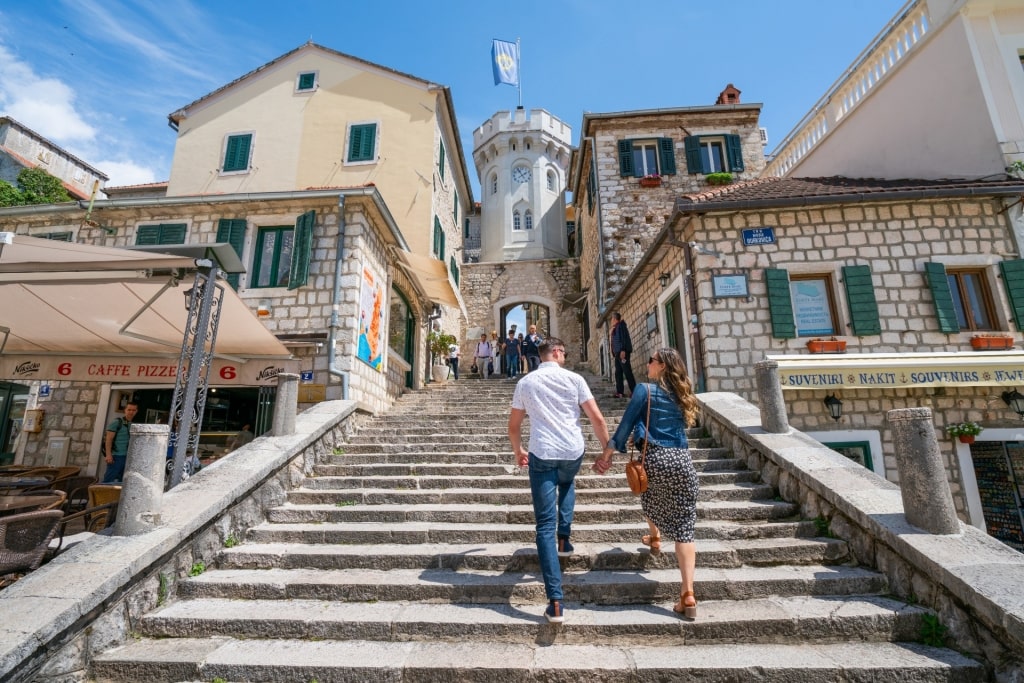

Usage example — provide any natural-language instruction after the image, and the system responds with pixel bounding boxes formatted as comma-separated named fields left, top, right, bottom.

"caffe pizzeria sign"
left=0, top=356, right=294, bottom=386
left=768, top=351, right=1024, bottom=390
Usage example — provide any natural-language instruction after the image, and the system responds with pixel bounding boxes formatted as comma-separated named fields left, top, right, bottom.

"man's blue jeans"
left=528, top=453, right=582, bottom=601
left=102, top=454, right=126, bottom=483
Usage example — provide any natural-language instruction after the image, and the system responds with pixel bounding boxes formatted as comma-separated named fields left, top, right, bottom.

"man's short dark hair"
left=538, top=337, right=565, bottom=357
left=612, top=312, right=622, bottom=321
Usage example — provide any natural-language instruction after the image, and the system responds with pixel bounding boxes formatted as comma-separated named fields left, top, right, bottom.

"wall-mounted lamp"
left=257, top=300, right=273, bottom=318
left=823, top=394, right=843, bottom=422
left=1002, top=388, right=1024, bottom=419
left=658, top=272, right=670, bottom=289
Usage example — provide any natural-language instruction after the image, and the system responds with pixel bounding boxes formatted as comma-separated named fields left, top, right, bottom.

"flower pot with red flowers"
left=970, top=334, right=1015, bottom=351
left=806, top=338, right=847, bottom=354
left=639, top=174, right=661, bottom=188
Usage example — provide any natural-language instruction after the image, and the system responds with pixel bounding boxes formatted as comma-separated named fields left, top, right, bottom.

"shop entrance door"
left=970, top=440, right=1024, bottom=552
left=0, top=382, right=29, bottom=465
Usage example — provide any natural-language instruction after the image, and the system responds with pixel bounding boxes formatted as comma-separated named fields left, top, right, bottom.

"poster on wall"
left=358, top=263, right=386, bottom=372
left=791, top=279, right=835, bottom=336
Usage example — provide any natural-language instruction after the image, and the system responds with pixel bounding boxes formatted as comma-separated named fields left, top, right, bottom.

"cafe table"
left=0, top=476, right=51, bottom=491
left=0, top=493, right=61, bottom=516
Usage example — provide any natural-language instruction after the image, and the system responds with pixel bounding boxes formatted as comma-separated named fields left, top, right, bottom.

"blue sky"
left=0, top=0, right=907, bottom=195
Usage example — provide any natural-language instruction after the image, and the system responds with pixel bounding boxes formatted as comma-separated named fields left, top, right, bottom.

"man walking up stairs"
left=93, top=376, right=985, bottom=681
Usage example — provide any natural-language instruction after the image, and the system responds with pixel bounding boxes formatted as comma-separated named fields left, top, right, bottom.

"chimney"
left=715, top=84, right=741, bottom=105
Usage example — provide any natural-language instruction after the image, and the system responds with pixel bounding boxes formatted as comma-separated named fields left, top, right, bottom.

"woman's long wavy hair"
left=654, top=347, right=698, bottom=427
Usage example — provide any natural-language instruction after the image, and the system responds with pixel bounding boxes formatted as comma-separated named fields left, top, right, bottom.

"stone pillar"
left=886, top=407, right=961, bottom=535
left=113, top=423, right=167, bottom=536
left=755, top=360, right=789, bottom=433
left=273, top=373, right=299, bottom=436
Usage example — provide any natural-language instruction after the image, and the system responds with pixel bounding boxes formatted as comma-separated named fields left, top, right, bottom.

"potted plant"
left=970, top=334, right=1015, bottom=351
left=945, top=421, right=983, bottom=444
left=806, top=337, right=847, bottom=354
left=705, top=172, right=733, bottom=186
left=639, top=174, right=662, bottom=188
left=427, top=330, right=456, bottom=383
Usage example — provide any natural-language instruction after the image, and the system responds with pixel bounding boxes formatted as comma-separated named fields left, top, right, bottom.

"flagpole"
left=517, top=37, right=523, bottom=109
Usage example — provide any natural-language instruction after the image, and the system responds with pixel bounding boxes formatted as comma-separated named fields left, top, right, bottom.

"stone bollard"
left=273, top=373, right=299, bottom=436
left=755, top=359, right=789, bottom=433
left=113, top=423, right=168, bottom=536
left=886, top=407, right=961, bottom=535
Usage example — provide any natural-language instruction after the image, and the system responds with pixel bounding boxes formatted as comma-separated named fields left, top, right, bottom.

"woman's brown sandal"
left=641, top=533, right=662, bottom=555
left=673, top=591, right=698, bottom=619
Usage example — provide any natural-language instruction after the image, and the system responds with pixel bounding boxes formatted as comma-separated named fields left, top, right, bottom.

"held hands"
left=592, top=448, right=614, bottom=474
left=514, top=447, right=529, bottom=468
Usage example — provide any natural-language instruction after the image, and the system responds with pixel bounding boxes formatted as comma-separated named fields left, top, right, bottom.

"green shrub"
left=705, top=172, right=733, bottom=186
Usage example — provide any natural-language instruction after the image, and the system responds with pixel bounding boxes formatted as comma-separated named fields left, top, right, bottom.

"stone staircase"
left=93, top=377, right=986, bottom=681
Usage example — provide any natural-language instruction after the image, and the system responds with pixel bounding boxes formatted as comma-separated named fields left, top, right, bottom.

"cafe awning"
left=768, top=350, right=1024, bottom=390
left=395, top=249, right=467, bottom=319
left=0, top=233, right=293, bottom=384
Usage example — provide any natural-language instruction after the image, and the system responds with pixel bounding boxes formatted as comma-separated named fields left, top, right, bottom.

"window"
left=136, top=223, right=186, bottom=245
left=683, top=134, right=745, bottom=174
left=296, top=71, right=317, bottom=91
left=617, top=138, right=676, bottom=177
left=438, top=142, right=446, bottom=182
left=927, top=262, right=1001, bottom=333
left=37, top=231, right=73, bottom=242
left=432, top=216, right=445, bottom=259
left=587, top=167, right=596, bottom=213
left=252, top=226, right=294, bottom=288
left=249, top=210, right=314, bottom=290
left=450, top=255, right=460, bottom=285
left=346, top=123, right=377, bottom=163
left=789, top=274, right=839, bottom=337
left=546, top=170, right=556, bottom=192
left=222, top=134, right=252, bottom=173
left=490, top=173, right=498, bottom=195
left=513, top=210, right=522, bottom=231
left=524, top=210, right=533, bottom=230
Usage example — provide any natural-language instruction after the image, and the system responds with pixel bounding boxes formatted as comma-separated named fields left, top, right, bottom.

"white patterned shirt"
left=511, top=361, right=594, bottom=460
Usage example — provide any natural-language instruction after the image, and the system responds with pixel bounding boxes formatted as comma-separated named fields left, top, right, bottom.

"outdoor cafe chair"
left=0, top=510, right=64, bottom=586
left=53, top=476, right=96, bottom=513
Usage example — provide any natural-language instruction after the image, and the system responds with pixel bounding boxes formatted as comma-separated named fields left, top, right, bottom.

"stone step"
left=280, top=483, right=774, bottom=512
left=345, top=425, right=707, bottom=439
left=331, top=438, right=718, bottom=454
left=176, top=564, right=888, bottom=604
left=324, top=446, right=731, bottom=464
left=244, top=514, right=808, bottom=547
left=316, top=462, right=754, bottom=481
left=286, top=475, right=761, bottom=506
left=92, top=637, right=985, bottom=683
left=135, top=594, right=920, bottom=644
left=217, top=537, right=850, bottom=571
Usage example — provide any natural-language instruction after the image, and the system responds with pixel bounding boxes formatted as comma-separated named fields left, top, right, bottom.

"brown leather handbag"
left=625, top=386, right=652, bottom=495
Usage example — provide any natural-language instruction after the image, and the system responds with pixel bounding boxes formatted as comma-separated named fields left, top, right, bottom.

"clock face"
left=512, top=166, right=531, bottom=184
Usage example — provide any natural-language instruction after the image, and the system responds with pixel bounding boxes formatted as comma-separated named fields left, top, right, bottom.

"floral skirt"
left=639, top=443, right=699, bottom=543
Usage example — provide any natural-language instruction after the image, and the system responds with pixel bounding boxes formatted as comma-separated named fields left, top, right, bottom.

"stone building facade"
left=568, top=96, right=766, bottom=371
left=595, top=176, right=1024, bottom=547
left=0, top=188, right=435, bottom=477
left=0, top=116, right=108, bottom=200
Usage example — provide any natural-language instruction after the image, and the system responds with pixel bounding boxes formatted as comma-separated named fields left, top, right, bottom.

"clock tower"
left=472, top=108, right=572, bottom=262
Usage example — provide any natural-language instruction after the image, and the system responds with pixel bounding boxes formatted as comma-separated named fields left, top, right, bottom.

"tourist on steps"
left=594, top=347, right=700, bottom=619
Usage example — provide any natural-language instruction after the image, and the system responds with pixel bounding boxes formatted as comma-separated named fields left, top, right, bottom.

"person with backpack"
left=103, top=401, right=138, bottom=483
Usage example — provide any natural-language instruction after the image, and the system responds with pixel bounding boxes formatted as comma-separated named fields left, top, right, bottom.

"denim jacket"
left=609, top=382, right=688, bottom=452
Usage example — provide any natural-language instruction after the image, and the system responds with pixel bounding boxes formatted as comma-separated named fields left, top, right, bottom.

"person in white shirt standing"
left=474, top=333, right=492, bottom=379
left=508, top=337, right=610, bottom=624
left=448, top=342, right=460, bottom=380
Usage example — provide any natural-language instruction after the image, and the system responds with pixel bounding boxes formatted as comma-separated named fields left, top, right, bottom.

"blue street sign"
left=39, top=384, right=51, bottom=398
left=300, top=371, right=314, bottom=382
left=742, top=227, right=776, bottom=245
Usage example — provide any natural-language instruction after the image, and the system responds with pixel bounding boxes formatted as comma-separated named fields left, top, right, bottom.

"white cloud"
left=0, top=44, right=96, bottom=143
left=91, top=160, right=159, bottom=188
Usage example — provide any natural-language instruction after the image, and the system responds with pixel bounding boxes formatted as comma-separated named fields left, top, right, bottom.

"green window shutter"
left=450, top=255, right=460, bottom=286
left=587, top=167, right=596, bottom=213
left=924, top=262, right=960, bottom=333
left=287, top=210, right=315, bottom=290
left=297, top=72, right=315, bottom=90
left=841, top=265, right=881, bottom=336
left=433, top=216, right=441, bottom=257
left=136, top=224, right=186, bottom=246
left=684, top=136, right=703, bottom=174
left=223, top=134, right=251, bottom=172
left=617, top=140, right=634, bottom=177
left=453, top=189, right=458, bottom=223
left=439, top=143, right=446, bottom=181
left=440, top=229, right=446, bottom=261
left=657, top=138, right=677, bottom=175
left=348, top=124, right=377, bottom=162
left=765, top=268, right=796, bottom=338
left=999, top=259, right=1024, bottom=330
left=726, top=134, right=745, bottom=172
left=216, top=218, right=247, bottom=290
